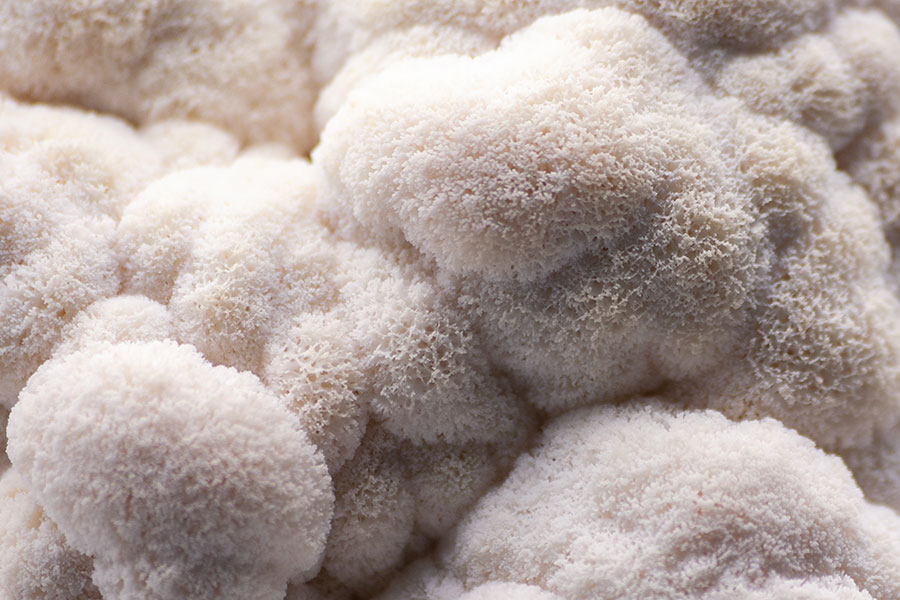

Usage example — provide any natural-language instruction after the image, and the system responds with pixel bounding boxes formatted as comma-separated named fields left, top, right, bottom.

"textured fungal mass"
left=2, top=1, right=900, bottom=599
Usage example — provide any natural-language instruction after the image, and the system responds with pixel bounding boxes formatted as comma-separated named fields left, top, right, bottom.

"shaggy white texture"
left=0, top=0, right=321, bottom=151
left=0, top=470, right=99, bottom=600
left=8, top=341, right=333, bottom=600
left=2, top=1, right=900, bottom=599
left=379, top=405, right=900, bottom=599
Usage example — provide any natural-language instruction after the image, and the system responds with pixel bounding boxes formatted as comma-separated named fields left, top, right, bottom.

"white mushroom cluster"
left=2, top=1, right=900, bottom=599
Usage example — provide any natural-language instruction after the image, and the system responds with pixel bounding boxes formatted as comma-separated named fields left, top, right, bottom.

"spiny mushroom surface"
left=3, top=1, right=900, bottom=599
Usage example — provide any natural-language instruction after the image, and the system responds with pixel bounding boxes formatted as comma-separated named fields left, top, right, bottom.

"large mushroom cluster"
left=3, top=1, right=900, bottom=599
